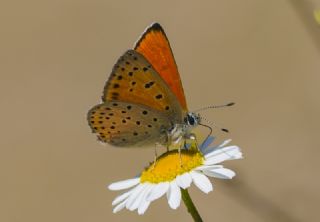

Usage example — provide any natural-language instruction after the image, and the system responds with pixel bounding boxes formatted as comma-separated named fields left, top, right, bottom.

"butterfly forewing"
left=102, top=50, right=184, bottom=124
left=134, top=23, right=188, bottom=111
left=88, top=101, right=171, bottom=146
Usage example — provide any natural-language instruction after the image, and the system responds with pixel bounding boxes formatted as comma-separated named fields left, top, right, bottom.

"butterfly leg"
left=183, top=140, right=187, bottom=149
left=193, top=134, right=200, bottom=152
left=151, top=143, right=160, bottom=170
left=165, top=131, right=170, bottom=152
left=178, top=144, right=182, bottom=166
left=184, top=133, right=200, bottom=152
left=179, top=136, right=189, bottom=167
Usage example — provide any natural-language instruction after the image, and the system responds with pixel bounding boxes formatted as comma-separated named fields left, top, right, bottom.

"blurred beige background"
left=1, top=0, right=320, bottom=221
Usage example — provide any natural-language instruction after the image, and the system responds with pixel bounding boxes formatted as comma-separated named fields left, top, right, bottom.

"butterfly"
left=88, top=23, right=226, bottom=147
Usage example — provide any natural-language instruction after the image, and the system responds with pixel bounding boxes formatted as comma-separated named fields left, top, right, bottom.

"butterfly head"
left=184, top=112, right=201, bottom=127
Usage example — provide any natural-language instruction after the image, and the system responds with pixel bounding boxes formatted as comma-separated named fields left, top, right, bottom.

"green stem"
left=181, top=188, right=203, bottom=222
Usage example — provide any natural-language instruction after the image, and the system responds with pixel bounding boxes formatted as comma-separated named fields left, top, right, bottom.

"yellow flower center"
left=140, top=149, right=204, bottom=184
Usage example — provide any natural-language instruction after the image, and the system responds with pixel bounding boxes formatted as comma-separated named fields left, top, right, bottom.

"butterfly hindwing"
left=87, top=101, right=172, bottom=146
left=102, top=50, right=184, bottom=123
left=134, top=23, right=188, bottom=111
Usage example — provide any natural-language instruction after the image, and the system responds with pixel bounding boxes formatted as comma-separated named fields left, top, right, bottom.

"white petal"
left=146, top=182, right=169, bottom=201
left=175, top=173, right=192, bottom=189
left=190, top=171, right=213, bottom=194
left=200, top=136, right=214, bottom=151
left=218, top=139, right=232, bottom=148
left=125, top=184, right=147, bottom=210
left=196, top=165, right=223, bottom=171
left=205, top=146, right=242, bottom=165
left=137, top=185, right=153, bottom=214
left=202, top=139, right=232, bottom=154
left=138, top=200, right=150, bottom=215
left=128, top=183, right=152, bottom=211
left=205, top=145, right=239, bottom=159
left=108, top=178, right=140, bottom=190
left=206, top=168, right=236, bottom=179
left=112, top=188, right=135, bottom=206
left=166, top=181, right=181, bottom=209
left=113, top=200, right=127, bottom=213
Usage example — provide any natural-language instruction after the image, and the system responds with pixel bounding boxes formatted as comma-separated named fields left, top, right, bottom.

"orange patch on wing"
left=134, top=23, right=188, bottom=111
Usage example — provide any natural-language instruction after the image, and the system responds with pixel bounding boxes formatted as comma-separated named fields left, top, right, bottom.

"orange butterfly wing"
left=134, top=23, right=188, bottom=111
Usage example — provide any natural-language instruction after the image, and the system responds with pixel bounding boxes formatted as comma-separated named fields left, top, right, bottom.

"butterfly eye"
left=189, top=116, right=195, bottom=125
left=185, top=114, right=196, bottom=126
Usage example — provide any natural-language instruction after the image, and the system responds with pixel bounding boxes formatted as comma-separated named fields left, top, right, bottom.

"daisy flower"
left=108, top=136, right=242, bottom=216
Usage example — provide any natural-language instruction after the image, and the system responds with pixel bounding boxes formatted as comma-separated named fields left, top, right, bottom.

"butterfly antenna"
left=200, top=116, right=229, bottom=133
left=193, top=102, right=235, bottom=113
